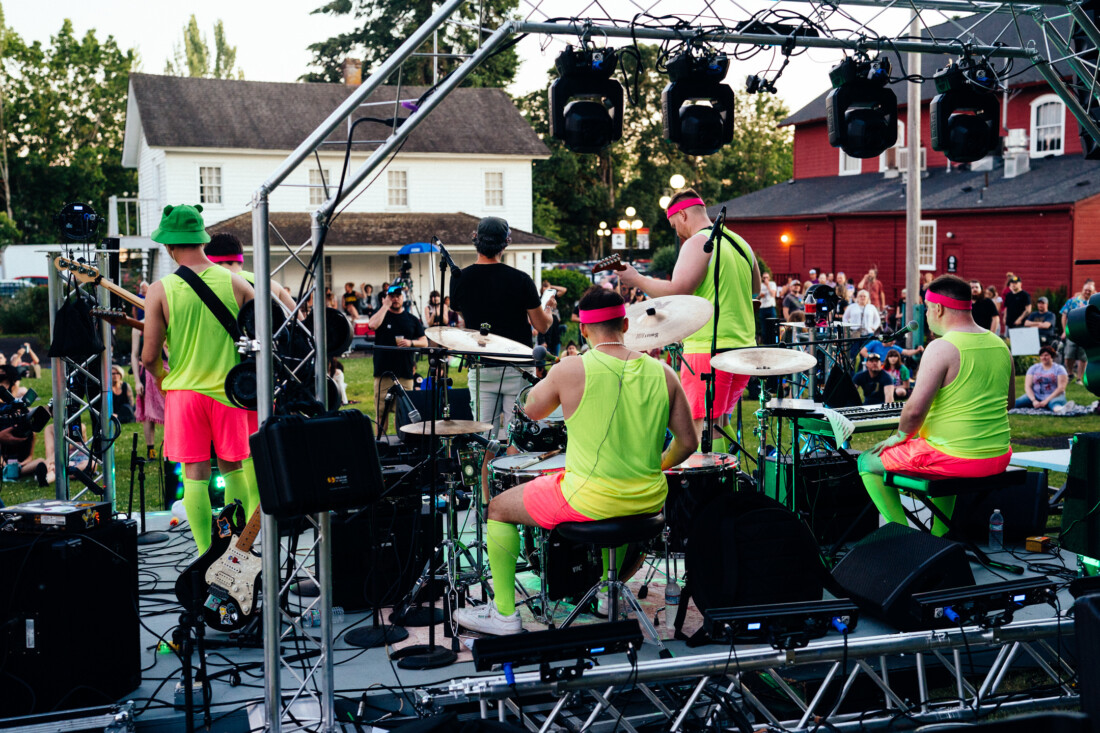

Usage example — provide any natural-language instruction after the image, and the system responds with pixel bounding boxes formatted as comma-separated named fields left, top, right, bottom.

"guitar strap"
left=173, top=266, right=241, bottom=342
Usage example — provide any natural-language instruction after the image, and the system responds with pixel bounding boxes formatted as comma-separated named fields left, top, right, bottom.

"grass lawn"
left=1, top=359, right=1093, bottom=515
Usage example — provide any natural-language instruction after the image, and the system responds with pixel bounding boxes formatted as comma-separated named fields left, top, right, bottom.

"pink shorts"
left=521, top=472, right=595, bottom=530
left=681, top=353, right=751, bottom=420
left=164, top=390, right=251, bottom=464
left=880, top=437, right=1012, bottom=478
left=247, top=410, right=258, bottom=436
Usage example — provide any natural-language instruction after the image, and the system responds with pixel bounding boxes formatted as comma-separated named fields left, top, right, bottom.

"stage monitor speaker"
left=0, top=519, right=140, bottom=716
left=763, top=449, right=878, bottom=545
left=1074, top=592, right=1100, bottom=731
left=1060, top=432, right=1100, bottom=559
left=952, top=469, right=1049, bottom=542
left=831, top=523, right=974, bottom=631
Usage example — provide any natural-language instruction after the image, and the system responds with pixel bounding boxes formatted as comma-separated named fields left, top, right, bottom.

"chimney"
left=342, top=58, right=362, bottom=87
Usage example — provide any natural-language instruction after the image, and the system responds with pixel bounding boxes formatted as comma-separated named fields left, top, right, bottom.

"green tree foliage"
left=541, top=268, right=591, bottom=321
left=165, top=16, right=244, bottom=79
left=3, top=20, right=136, bottom=242
left=302, top=0, right=518, bottom=87
left=649, top=245, right=677, bottom=279
left=0, top=285, right=50, bottom=343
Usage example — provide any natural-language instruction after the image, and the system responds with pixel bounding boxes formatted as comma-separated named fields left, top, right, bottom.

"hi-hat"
left=400, top=419, right=494, bottom=436
left=711, top=347, right=817, bottom=376
left=623, top=295, right=712, bottom=350
left=425, top=326, right=533, bottom=362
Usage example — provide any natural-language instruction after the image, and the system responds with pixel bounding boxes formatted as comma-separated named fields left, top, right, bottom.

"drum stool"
left=556, top=513, right=671, bottom=658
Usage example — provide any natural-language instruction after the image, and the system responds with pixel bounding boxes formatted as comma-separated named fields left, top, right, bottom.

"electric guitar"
left=53, top=256, right=144, bottom=310
left=592, top=254, right=627, bottom=274
left=90, top=307, right=143, bottom=331
left=174, top=504, right=263, bottom=632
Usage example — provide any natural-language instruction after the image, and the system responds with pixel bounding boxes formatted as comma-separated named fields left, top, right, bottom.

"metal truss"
left=423, top=617, right=1076, bottom=731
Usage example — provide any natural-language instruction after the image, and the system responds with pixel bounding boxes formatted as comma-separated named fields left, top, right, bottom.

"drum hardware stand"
left=127, top=433, right=169, bottom=545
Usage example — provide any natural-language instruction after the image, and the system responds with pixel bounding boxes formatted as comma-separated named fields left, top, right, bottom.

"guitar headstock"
left=90, top=307, right=133, bottom=326
left=54, top=256, right=101, bottom=283
left=593, top=254, right=626, bottom=274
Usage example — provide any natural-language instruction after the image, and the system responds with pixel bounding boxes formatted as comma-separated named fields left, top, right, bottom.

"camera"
left=0, top=387, right=52, bottom=439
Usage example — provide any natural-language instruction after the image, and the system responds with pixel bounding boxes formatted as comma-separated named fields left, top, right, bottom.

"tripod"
left=127, top=434, right=169, bottom=545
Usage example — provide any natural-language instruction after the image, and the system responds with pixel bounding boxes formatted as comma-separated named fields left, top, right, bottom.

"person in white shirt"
left=843, top=289, right=882, bottom=335
left=758, top=272, right=778, bottom=320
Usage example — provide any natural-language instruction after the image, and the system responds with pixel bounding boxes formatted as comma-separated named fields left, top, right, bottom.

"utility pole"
left=906, top=10, right=922, bottom=346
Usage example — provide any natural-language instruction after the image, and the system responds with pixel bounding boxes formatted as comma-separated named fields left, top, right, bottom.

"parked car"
left=15, top=276, right=48, bottom=287
left=0, top=279, right=34, bottom=298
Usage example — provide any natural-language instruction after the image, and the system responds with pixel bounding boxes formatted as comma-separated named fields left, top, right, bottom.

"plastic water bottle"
left=665, top=580, right=681, bottom=607
left=332, top=606, right=344, bottom=624
left=988, top=508, right=1005, bottom=550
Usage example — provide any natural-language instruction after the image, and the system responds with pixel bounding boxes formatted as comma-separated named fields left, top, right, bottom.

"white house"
left=120, top=73, right=555, bottom=292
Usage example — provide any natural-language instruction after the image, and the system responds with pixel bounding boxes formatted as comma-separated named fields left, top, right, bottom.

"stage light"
left=930, top=59, right=1001, bottom=163
left=661, top=48, right=735, bottom=156
left=826, top=54, right=898, bottom=159
left=549, top=45, right=624, bottom=154
left=780, top=233, right=791, bottom=244
left=669, top=173, right=686, bottom=189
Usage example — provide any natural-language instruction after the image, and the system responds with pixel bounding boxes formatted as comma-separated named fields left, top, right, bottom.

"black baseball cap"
left=477, top=216, right=510, bottom=245
left=387, top=284, right=404, bottom=294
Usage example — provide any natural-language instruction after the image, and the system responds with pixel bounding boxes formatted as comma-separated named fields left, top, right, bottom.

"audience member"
left=564, top=341, right=579, bottom=357
left=782, top=280, right=803, bottom=320
left=970, top=280, right=1000, bottom=333
left=882, top=348, right=911, bottom=399
left=843, top=289, right=882, bottom=335
left=341, top=282, right=359, bottom=317
left=111, top=365, right=135, bottom=424
left=1003, top=276, right=1031, bottom=331
left=835, top=272, right=853, bottom=303
left=858, top=267, right=886, bottom=310
left=861, top=335, right=922, bottom=362
left=853, top=354, right=895, bottom=404
left=1016, top=346, right=1069, bottom=411
left=329, top=357, right=349, bottom=405
left=359, top=283, right=376, bottom=316
left=1024, top=296, right=1057, bottom=346
left=758, top=272, right=778, bottom=323
left=1062, top=280, right=1095, bottom=385
left=10, top=342, right=40, bottom=379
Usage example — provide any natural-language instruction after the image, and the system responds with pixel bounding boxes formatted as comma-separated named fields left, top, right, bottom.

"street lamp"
left=669, top=173, right=686, bottom=189
left=596, top=220, right=611, bottom=258
left=617, top=210, right=645, bottom=262
left=659, top=195, right=672, bottom=210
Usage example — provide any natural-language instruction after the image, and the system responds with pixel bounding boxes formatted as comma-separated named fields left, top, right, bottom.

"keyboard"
left=799, top=402, right=905, bottom=436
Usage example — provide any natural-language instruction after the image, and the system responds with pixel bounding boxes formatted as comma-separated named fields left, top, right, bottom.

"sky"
left=7, top=1, right=948, bottom=118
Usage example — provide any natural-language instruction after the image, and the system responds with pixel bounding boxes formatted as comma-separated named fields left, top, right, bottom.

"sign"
left=611, top=229, right=627, bottom=250
left=946, top=254, right=958, bottom=273
left=636, top=228, right=650, bottom=251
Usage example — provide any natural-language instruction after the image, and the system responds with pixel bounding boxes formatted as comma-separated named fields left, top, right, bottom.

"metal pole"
left=46, top=253, right=68, bottom=500
left=97, top=251, right=116, bottom=508
left=906, top=11, right=922, bottom=348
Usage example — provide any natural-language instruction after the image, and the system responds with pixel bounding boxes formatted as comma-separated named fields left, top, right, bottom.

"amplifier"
left=0, top=498, right=112, bottom=533
left=762, top=450, right=877, bottom=545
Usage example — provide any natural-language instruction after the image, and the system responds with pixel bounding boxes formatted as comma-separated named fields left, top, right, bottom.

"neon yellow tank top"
left=682, top=225, right=756, bottom=354
left=240, top=270, right=255, bottom=285
left=162, top=265, right=240, bottom=406
left=560, top=350, right=670, bottom=519
left=920, top=330, right=1011, bottom=459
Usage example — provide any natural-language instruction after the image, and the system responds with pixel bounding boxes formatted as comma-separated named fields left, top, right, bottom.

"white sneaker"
left=453, top=603, right=522, bottom=635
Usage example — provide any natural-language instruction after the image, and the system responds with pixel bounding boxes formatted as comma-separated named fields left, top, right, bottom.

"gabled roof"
left=208, top=212, right=557, bottom=249
left=711, top=155, right=1100, bottom=219
left=125, top=74, right=549, bottom=159
left=783, top=13, right=1072, bottom=126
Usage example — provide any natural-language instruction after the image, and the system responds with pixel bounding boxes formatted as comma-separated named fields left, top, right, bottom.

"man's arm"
left=368, top=295, right=391, bottom=330
left=662, top=364, right=698, bottom=469
left=522, top=362, right=564, bottom=420
left=273, top=279, right=297, bottom=313
left=991, top=315, right=1001, bottom=335
left=897, top=339, right=954, bottom=435
left=230, top=272, right=255, bottom=309
left=528, top=301, right=553, bottom=334
left=618, top=232, right=709, bottom=297
left=750, top=255, right=762, bottom=301
left=141, top=282, right=169, bottom=388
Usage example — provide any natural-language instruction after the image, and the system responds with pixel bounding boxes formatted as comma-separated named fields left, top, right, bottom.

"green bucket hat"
left=151, top=204, right=210, bottom=245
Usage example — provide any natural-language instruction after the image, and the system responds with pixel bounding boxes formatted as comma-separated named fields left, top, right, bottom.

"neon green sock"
left=242, top=457, right=260, bottom=518
left=183, top=478, right=213, bottom=554
left=487, top=520, right=520, bottom=616
left=860, top=471, right=910, bottom=528
left=929, top=496, right=956, bottom=537
left=226, top=458, right=261, bottom=518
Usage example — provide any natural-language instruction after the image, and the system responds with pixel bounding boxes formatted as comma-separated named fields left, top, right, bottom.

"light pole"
left=618, top=207, right=644, bottom=263
left=596, top=220, right=611, bottom=259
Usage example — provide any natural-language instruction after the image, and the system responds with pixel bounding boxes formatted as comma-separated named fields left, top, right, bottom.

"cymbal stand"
left=753, top=376, right=773, bottom=491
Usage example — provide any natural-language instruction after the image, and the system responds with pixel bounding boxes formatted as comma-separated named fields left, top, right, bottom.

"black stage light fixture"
left=930, top=59, right=1001, bottom=163
left=704, top=598, right=860, bottom=650
left=826, top=55, right=898, bottom=159
left=910, top=577, right=1056, bottom=630
left=471, top=619, right=642, bottom=683
left=549, top=45, right=624, bottom=154
left=661, top=49, right=735, bottom=156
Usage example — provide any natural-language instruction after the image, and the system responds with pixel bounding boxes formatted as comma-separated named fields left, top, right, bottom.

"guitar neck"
left=234, top=507, right=264, bottom=553
left=99, top=281, right=144, bottom=310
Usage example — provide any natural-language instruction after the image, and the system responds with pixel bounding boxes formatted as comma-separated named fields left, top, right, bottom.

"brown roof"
left=208, top=212, right=557, bottom=248
left=129, top=73, right=549, bottom=157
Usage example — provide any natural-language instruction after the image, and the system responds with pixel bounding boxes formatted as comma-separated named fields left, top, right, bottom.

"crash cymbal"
left=425, top=326, right=533, bottom=362
left=711, top=347, right=817, bottom=376
left=399, top=419, right=495, bottom=436
left=622, top=295, right=713, bottom=350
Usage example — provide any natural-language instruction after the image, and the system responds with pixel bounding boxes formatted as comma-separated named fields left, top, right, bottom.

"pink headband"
left=925, top=291, right=972, bottom=310
left=209, top=254, right=244, bottom=263
left=665, top=198, right=705, bottom=219
left=579, top=304, right=627, bottom=323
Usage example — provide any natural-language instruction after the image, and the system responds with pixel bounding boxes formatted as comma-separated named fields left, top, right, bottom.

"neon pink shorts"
left=520, top=472, right=595, bottom=530
left=681, top=352, right=751, bottom=420
left=164, top=390, right=251, bottom=464
left=880, top=437, right=1012, bottom=478
left=246, top=410, right=258, bottom=436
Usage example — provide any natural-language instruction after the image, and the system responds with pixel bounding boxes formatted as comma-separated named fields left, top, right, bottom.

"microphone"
left=882, top=320, right=919, bottom=343
left=531, top=345, right=560, bottom=365
left=432, top=236, right=462, bottom=280
left=388, top=382, right=420, bottom=423
left=703, top=205, right=727, bottom=254
left=460, top=433, right=501, bottom=454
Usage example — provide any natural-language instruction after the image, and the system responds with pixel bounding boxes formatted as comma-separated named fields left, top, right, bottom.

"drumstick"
left=511, top=448, right=563, bottom=472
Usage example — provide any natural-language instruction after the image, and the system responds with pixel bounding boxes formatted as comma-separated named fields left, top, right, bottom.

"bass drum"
left=663, top=453, right=739, bottom=553
left=509, top=385, right=567, bottom=453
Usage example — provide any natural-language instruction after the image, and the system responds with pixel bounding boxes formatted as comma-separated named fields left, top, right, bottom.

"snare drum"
left=664, top=453, right=739, bottom=552
left=509, top=385, right=567, bottom=453
left=487, top=453, right=567, bottom=497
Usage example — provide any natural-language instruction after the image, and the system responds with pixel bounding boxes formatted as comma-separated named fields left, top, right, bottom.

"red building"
left=715, top=14, right=1100, bottom=301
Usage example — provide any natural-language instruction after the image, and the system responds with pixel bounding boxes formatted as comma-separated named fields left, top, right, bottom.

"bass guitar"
left=91, top=307, right=143, bottom=331
left=174, top=503, right=262, bottom=631
left=53, top=256, right=144, bottom=310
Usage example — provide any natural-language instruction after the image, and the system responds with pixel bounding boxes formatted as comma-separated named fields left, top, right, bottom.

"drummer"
left=618, top=189, right=761, bottom=451
left=454, top=287, right=697, bottom=636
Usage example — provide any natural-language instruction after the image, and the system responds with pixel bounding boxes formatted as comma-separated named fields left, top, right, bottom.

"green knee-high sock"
left=929, top=496, right=956, bottom=537
left=231, top=457, right=260, bottom=518
left=860, top=471, right=910, bottom=527
left=183, top=478, right=213, bottom=554
left=487, top=520, right=521, bottom=616
left=601, top=544, right=629, bottom=582
left=221, top=468, right=248, bottom=518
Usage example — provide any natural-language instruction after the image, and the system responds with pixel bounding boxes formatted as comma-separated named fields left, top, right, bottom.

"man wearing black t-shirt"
left=970, top=280, right=1000, bottom=333
left=1004, top=276, right=1031, bottom=330
left=451, top=217, right=555, bottom=436
left=368, top=286, right=428, bottom=434
left=853, top=354, right=895, bottom=404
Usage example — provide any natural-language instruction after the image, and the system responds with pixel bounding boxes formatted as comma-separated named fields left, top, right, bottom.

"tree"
left=302, top=0, right=518, bottom=87
left=0, top=2, right=15, bottom=225
left=165, top=16, right=244, bottom=79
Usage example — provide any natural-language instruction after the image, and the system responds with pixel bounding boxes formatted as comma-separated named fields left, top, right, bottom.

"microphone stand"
left=128, top=433, right=169, bottom=545
left=701, top=206, right=727, bottom=455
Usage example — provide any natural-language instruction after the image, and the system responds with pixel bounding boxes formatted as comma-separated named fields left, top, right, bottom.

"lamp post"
left=596, top=220, right=611, bottom=259
left=617, top=207, right=645, bottom=263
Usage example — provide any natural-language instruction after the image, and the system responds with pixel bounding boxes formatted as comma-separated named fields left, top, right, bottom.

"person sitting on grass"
left=1015, top=346, right=1070, bottom=412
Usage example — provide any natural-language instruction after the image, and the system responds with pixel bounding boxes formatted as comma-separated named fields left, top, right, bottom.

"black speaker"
left=952, top=469, right=1049, bottom=542
left=0, top=519, right=140, bottom=715
left=1074, top=592, right=1100, bottom=731
left=763, top=450, right=878, bottom=545
left=1061, top=433, right=1100, bottom=558
left=832, top=523, right=974, bottom=631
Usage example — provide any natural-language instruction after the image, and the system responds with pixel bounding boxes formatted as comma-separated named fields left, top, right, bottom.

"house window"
left=387, top=170, right=408, bottom=207
left=838, top=149, right=862, bottom=176
left=388, top=256, right=404, bottom=283
left=919, top=220, right=937, bottom=271
left=485, top=171, right=504, bottom=207
left=199, top=166, right=222, bottom=205
left=1030, top=94, right=1065, bottom=158
left=309, top=168, right=330, bottom=207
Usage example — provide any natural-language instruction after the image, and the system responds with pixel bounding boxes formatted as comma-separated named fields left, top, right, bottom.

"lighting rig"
left=826, top=53, right=898, bottom=159
left=549, top=45, right=625, bottom=153
left=930, top=57, right=1002, bottom=163
left=661, top=46, right=735, bottom=156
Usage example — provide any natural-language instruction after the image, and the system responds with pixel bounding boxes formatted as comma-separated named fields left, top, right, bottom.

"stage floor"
left=33, top=508, right=1083, bottom=731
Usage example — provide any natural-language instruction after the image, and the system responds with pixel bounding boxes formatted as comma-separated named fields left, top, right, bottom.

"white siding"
left=136, top=128, right=167, bottom=235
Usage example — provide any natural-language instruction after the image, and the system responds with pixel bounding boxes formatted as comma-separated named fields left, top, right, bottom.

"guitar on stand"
left=54, top=256, right=144, bottom=310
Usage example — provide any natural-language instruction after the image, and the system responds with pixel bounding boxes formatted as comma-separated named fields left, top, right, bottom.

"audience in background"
left=1016, top=346, right=1069, bottom=411
left=1062, top=280, right=1095, bottom=385
left=1023, top=296, right=1057, bottom=346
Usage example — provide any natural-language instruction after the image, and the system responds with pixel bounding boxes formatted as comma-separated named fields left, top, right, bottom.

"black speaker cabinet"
left=763, top=450, right=878, bottom=545
left=0, top=519, right=140, bottom=715
left=832, top=523, right=974, bottom=631
left=1074, top=592, right=1100, bottom=732
left=953, top=469, right=1049, bottom=542
left=1061, top=433, right=1100, bottom=559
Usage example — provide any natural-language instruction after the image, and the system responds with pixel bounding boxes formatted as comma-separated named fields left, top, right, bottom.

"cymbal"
left=425, top=326, right=533, bottom=362
left=711, top=347, right=817, bottom=376
left=400, top=419, right=494, bottom=436
left=780, top=321, right=809, bottom=328
left=623, top=295, right=713, bottom=350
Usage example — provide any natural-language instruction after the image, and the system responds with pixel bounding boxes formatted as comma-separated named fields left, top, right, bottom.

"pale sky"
left=8, top=1, right=952, bottom=119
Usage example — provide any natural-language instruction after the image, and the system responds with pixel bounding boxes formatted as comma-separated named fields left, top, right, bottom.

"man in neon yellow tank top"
left=142, top=205, right=256, bottom=554
left=858, top=274, right=1015, bottom=536
left=619, top=188, right=761, bottom=449
left=454, top=287, right=698, bottom=636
